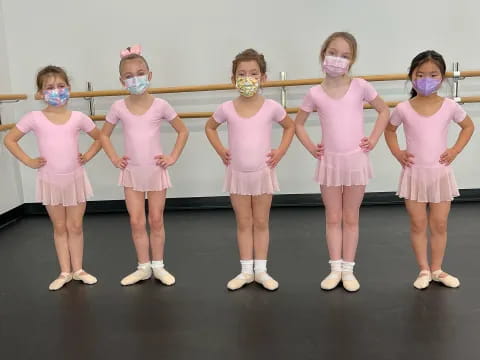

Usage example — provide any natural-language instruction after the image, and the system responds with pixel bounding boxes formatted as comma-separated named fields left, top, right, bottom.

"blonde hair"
left=119, top=54, right=150, bottom=74
left=320, top=32, right=358, bottom=64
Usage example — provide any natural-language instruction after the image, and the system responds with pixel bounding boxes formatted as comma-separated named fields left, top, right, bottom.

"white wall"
left=0, top=1, right=23, bottom=214
left=1, top=0, right=479, bottom=203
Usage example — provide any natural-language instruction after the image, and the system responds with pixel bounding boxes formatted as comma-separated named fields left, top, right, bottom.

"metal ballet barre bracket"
left=452, top=62, right=465, bottom=103
left=84, top=81, right=96, bottom=116
left=280, top=71, right=287, bottom=108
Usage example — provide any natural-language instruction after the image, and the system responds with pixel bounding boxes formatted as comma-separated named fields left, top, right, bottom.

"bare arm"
left=277, top=115, right=295, bottom=154
left=452, top=115, right=474, bottom=153
left=3, top=127, right=46, bottom=168
left=100, top=121, right=128, bottom=168
left=294, top=109, right=323, bottom=158
left=80, top=127, right=102, bottom=164
left=155, top=116, right=189, bottom=168
left=384, top=123, right=414, bottom=167
left=267, top=115, right=295, bottom=168
left=364, top=96, right=390, bottom=149
left=205, top=117, right=230, bottom=165
left=440, top=115, right=475, bottom=165
left=384, top=123, right=401, bottom=158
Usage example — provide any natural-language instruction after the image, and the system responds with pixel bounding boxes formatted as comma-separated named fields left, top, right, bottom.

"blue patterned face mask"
left=124, top=75, right=150, bottom=95
left=43, top=88, right=70, bottom=106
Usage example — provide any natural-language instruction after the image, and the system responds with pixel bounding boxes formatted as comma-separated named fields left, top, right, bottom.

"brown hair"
left=119, top=54, right=150, bottom=74
left=320, top=32, right=358, bottom=64
left=232, top=48, right=267, bottom=76
left=36, top=65, right=70, bottom=92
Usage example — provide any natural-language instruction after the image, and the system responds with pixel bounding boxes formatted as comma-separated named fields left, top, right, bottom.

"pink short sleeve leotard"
left=213, top=99, right=286, bottom=195
left=106, top=98, right=177, bottom=192
left=16, top=111, right=96, bottom=206
left=390, top=98, right=466, bottom=202
left=300, top=78, right=378, bottom=186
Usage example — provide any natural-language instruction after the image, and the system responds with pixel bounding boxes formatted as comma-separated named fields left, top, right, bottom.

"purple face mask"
left=412, top=77, right=442, bottom=96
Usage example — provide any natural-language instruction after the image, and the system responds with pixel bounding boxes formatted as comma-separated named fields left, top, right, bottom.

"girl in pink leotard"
left=4, top=65, right=102, bottom=291
left=385, top=50, right=474, bottom=290
left=295, top=32, right=390, bottom=292
left=101, top=46, right=189, bottom=286
left=205, top=49, right=295, bottom=291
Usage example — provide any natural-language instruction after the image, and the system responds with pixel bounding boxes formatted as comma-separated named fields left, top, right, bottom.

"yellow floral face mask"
left=235, top=76, right=259, bottom=97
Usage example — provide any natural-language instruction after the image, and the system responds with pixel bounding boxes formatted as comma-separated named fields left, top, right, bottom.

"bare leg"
left=147, top=190, right=167, bottom=261
left=65, top=203, right=86, bottom=272
left=405, top=200, right=429, bottom=271
left=227, top=194, right=255, bottom=290
left=341, top=185, right=366, bottom=262
left=319, top=186, right=343, bottom=290
left=429, top=201, right=451, bottom=272
left=124, top=187, right=150, bottom=264
left=46, top=205, right=73, bottom=290
left=320, top=186, right=343, bottom=261
left=251, top=194, right=272, bottom=260
left=46, top=205, right=70, bottom=273
left=230, top=194, right=254, bottom=260
left=405, top=200, right=432, bottom=289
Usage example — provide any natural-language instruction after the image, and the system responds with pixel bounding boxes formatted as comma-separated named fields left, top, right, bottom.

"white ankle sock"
left=342, top=261, right=355, bottom=273
left=254, top=259, right=267, bottom=274
left=138, top=262, right=151, bottom=270
left=240, top=260, right=254, bottom=274
left=151, top=260, right=164, bottom=269
left=329, top=259, right=343, bottom=272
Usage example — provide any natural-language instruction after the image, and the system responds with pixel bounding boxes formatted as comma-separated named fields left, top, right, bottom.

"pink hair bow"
left=120, top=45, right=142, bottom=58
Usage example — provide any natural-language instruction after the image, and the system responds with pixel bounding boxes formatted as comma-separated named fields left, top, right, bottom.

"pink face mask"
left=322, top=56, right=350, bottom=77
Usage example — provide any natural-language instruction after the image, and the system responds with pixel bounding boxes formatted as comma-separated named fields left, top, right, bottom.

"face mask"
left=412, top=77, right=442, bottom=96
left=43, top=88, right=70, bottom=107
left=235, top=76, right=259, bottom=97
left=124, top=75, right=150, bottom=95
left=322, top=55, right=350, bottom=77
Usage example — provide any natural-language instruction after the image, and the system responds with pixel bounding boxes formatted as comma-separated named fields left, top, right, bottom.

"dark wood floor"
left=0, top=203, right=478, bottom=360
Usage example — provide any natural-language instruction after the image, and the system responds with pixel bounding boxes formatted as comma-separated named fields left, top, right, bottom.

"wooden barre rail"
left=28, top=70, right=480, bottom=100
left=0, top=71, right=474, bottom=101
left=92, top=96, right=480, bottom=119
left=1, top=71, right=480, bottom=102
left=0, top=94, right=28, bottom=101
left=0, top=124, right=15, bottom=131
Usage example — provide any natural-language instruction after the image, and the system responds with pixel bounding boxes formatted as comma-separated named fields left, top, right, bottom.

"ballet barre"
left=0, top=94, right=27, bottom=102
left=0, top=94, right=27, bottom=128
left=30, top=70, right=480, bottom=100
left=1, top=71, right=479, bottom=132
left=0, top=123, right=15, bottom=132
left=85, top=96, right=480, bottom=121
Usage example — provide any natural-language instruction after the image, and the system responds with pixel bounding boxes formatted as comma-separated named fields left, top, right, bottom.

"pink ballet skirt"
left=315, top=149, right=373, bottom=186
left=397, top=165, right=459, bottom=203
left=36, top=166, right=93, bottom=206
left=224, top=166, right=279, bottom=195
left=119, top=165, right=171, bottom=192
